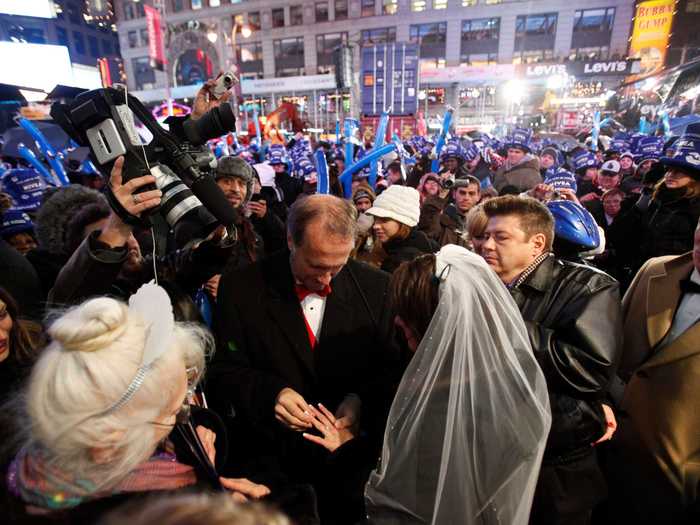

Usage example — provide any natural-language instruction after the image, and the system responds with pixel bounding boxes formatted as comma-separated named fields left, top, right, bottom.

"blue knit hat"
left=506, top=128, right=533, bottom=153
left=634, top=136, right=664, bottom=163
left=571, top=150, right=600, bottom=173
left=544, top=168, right=578, bottom=193
left=1, top=208, right=34, bottom=238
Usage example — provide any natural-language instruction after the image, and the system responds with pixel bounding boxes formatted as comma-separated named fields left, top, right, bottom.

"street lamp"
left=229, top=21, right=252, bottom=129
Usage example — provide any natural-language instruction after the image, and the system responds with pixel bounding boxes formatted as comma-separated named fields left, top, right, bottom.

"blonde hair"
left=465, top=203, right=488, bottom=241
left=99, top=494, right=289, bottom=525
left=23, top=297, right=211, bottom=491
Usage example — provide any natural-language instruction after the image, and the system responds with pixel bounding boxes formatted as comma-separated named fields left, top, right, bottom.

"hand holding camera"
left=191, top=73, right=235, bottom=122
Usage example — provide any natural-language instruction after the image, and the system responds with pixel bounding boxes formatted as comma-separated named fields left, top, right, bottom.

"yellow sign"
left=629, top=0, right=676, bottom=78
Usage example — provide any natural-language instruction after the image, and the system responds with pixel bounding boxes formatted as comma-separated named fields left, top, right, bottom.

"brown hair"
left=602, top=188, right=625, bottom=201
left=465, top=204, right=488, bottom=241
left=390, top=254, right=440, bottom=341
left=482, top=195, right=555, bottom=251
left=288, top=194, right=357, bottom=246
left=0, top=287, right=42, bottom=366
left=99, top=493, right=289, bottom=525
left=652, top=177, right=700, bottom=201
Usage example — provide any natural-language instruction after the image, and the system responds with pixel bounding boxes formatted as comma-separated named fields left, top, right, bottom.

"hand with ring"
left=302, top=403, right=356, bottom=452
left=99, top=156, right=162, bottom=248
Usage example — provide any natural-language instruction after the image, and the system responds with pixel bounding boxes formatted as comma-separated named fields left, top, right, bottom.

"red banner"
left=144, top=5, right=166, bottom=71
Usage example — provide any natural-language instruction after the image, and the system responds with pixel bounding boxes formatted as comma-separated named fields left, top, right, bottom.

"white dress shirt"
left=299, top=293, right=328, bottom=340
left=663, top=268, right=700, bottom=346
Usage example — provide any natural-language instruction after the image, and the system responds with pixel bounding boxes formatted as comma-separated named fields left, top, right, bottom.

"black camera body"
left=51, top=86, right=238, bottom=246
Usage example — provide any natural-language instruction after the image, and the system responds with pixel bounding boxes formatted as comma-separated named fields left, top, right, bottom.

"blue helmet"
left=547, top=200, right=600, bottom=252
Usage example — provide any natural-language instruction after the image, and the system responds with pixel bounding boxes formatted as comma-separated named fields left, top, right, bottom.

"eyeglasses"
left=151, top=366, right=199, bottom=427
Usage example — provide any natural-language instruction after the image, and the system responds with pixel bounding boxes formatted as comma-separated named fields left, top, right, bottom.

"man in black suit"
left=207, top=194, right=401, bottom=523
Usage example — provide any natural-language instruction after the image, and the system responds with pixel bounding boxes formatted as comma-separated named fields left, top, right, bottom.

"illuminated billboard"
left=629, top=0, right=676, bottom=79
left=0, top=0, right=57, bottom=18
left=0, top=42, right=100, bottom=92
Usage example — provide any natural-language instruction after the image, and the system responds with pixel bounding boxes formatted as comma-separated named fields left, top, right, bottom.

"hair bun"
left=49, top=297, right=130, bottom=353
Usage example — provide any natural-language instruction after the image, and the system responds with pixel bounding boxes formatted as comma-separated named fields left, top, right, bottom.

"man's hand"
left=275, top=387, right=312, bottom=431
left=334, top=394, right=361, bottom=433
left=557, top=188, right=580, bottom=204
left=579, top=192, right=600, bottom=203
left=247, top=200, right=267, bottom=218
left=529, top=183, right=554, bottom=201
left=219, top=477, right=270, bottom=503
left=303, top=403, right=356, bottom=453
left=101, top=156, right=161, bottom=248
left=593, top=404, right=618, bottom=445
left=191, top=78, right=232, bottom=121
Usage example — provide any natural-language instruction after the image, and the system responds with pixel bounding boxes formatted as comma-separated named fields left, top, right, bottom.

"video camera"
left=50, top=85, right=238, bottom=246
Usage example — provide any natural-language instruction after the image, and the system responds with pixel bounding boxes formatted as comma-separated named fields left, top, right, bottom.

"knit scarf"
left=7, top=445, right=197, bottom=511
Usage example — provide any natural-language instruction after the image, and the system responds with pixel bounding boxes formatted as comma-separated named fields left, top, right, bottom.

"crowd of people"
left=0, top=83, right=699, bottom=525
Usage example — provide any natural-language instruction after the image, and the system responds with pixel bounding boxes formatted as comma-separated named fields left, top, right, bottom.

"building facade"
left=115, top=0, right=635, bottom=128
left=0, top=0, right=121, bottom=70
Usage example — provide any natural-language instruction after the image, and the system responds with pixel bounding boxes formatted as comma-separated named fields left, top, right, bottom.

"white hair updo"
left=23, top=296, right=212, bottom=491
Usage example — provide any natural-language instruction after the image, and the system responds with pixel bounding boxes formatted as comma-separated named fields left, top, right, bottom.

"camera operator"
left=49, top=156, right=234, bottom=306
left=418, top=175, right=481, bottom=248
left=215, top=156, right=286, bottom=273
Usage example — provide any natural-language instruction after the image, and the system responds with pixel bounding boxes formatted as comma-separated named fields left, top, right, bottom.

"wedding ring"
left=132, top=194, right=140, bottom=204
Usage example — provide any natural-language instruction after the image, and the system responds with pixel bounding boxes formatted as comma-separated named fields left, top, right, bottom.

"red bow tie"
left=294, top=284, right=332, bottom=301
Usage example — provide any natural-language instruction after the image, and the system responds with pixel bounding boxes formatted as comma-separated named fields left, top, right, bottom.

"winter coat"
left=609, top=186, right=700, bottom=279
left=380, top=228, right=438, bottom=274
left=417, top=196, right=469, bottom=249
left=492, top=156, right=541, bottom=193
left=509, top=255, right=622, bottom=462
left=604, top=253, right=700, bottom=523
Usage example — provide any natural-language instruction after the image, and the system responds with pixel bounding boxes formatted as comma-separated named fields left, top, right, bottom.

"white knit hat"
left=366, top=185, right=421, bottom=227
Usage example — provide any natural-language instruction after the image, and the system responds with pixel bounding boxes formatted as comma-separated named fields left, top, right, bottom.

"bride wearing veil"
left=303, top=245, right=551, bottom=524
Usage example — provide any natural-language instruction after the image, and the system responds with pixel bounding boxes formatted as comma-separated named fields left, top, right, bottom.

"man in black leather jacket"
left=481, top=195, right=622, bottom=525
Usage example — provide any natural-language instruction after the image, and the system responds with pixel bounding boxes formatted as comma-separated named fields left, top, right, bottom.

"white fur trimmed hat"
left=366, top=185, right=420, bottom=227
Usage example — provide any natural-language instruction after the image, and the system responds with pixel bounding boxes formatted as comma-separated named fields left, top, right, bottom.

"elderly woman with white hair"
left=4, top=285, right=269, bottom=523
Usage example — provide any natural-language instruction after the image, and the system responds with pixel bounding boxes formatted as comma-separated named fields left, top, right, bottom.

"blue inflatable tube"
left=431, top=107, right=453, bottom=172
left=18, top=118, right=69, bottom=185
left=315, top=149, right=330, bottom=195
left=18, top=143, right=55, bottom=185
left=339, top=142, right=397, bottom=197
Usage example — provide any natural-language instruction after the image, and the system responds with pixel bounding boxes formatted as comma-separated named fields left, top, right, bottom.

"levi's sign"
left=524, top=64, right=567, bottom=77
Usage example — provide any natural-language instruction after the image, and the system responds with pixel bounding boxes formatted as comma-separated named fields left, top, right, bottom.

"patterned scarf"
left=7, top=445, right=197, bottom=511
left=508, top=252, right=552, bottom=290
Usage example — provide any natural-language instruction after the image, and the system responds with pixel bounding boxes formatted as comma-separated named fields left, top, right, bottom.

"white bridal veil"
left=365, top=245, right=551, bottom=525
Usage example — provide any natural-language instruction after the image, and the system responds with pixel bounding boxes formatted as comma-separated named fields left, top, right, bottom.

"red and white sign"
left=144, top=5, right=166, bottom=71
left=558, top=110, right=581, bottom=131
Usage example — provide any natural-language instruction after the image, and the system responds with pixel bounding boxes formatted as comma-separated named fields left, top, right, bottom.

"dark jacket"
left=493, top=157, right=541, bottom=193
left=380, top=229, right=438, bottom=273
left=464, top=158, right=492, bottom=184
left=48, top=230, right=233, bottom=305
left=509, top=256, right=622, bottom=462
left=275, top=171, right=304, bottom=207
left=609, top=187, right=700, bottom=279
left=206, top=251, right=402, bottom=488
left=417, top=196, right=469, bottom=249
left=0, top=240, right=42, bottom=320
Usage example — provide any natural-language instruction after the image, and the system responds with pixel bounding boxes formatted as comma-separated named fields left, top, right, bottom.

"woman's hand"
left=302, top=403, right=356, bottom=452
left=219, top=477, right=271, bottom=503
left=593, top=404, right=617, bottom=445
left=195, top=425, right=217, bottom=465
